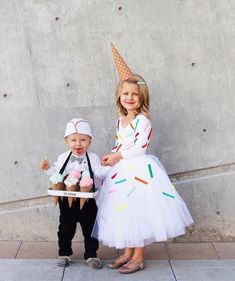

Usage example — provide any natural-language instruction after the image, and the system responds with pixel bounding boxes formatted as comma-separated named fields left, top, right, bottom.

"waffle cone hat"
left=111, top=43, right=133, bottom=81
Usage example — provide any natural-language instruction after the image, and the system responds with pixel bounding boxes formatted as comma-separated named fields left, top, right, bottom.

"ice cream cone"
left=111, top=43, right=133, bottom=81
left=68, top=197, right=73, bottom=208
left=49, top=173, right=65, bottom=205
left=80, top=198, right=87, bottom=210
left=66, top=184, right=79, bottom=208
left=79, top=185, right=92, bottom=210
left=52, top=182, right=63, bottom=206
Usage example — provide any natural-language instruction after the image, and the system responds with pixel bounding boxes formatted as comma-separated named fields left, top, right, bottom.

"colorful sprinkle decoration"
left=115, top=204, right=128, bottom=212
left=162, top=192, right=175, bottom=198
left=109, top=189, right=117, bottom=194
left=117, top=133, right=125, bottom=141
left=126, top=165, right=138, bottom=171
left=134, top=177, right=148, bottom=185
left=116, top=144, right=122, bottom=152
left=115, top=179, right=127, bottom=184
left=117, top=119, right=120, bottom=129
left=134, top=119, right=139, bottom=131
left=144, top=122, right=149, bottom=132
left=111, top=172, right=118, bottom=179
left=147, top=128, right=152, bottom=140
left=148, top=164, right=153, bottom=178
left=127, top=187, right=137, bottom=197
left=142, top=143, right=148, bottom=149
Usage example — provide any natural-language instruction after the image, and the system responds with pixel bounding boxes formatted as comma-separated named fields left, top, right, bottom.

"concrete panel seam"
left=15, top=241, right=23, bottom=259
left=171, top=163, right=235, bottom=184
left=0, top=203, right=54, bottom=215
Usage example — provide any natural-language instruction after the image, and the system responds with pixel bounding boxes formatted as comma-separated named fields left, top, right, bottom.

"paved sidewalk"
left=0, top=242, right=235, bottom=281
left=0, top=259, right=235, bottom=281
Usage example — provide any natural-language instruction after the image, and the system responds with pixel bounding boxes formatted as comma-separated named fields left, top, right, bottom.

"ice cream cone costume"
left=48, top=151, right=96, bottom=208
left=43, top=118, right=110, bottom=259
left=45, top=118, right=109, bottom=207
left=64, top=170, right=81, bottom=207
left=79, top=170, right=94, bottom=210
left=111, top=43, right=133, bottom=81
left=92, top=44, right=194, bottom=248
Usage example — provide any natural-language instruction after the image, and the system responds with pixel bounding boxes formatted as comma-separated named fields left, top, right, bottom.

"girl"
left=93, top=74, right=194, bottom=274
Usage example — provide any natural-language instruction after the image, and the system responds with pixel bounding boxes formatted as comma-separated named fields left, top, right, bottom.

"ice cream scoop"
left=64, top=174, right=80, bottom=208
left=69, top=170, right=81, bottom=180
left=64, top=176, right=78, bottom=187
left=82, top=170, right=90, bottom=178
left=80, top=176, right=93, bottom=188
left=49, top=173, right=63, bottom=184
left=79, top=175, right=93, bottom=210
left=49, top=173, right=64, bottom=206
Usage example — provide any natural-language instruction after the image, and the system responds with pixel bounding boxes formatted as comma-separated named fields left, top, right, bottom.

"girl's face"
left=119, top=82, right=140, bottom=114
left=65, top=133, right=91, bottom=156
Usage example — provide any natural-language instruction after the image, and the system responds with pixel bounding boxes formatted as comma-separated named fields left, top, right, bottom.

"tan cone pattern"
left=111, top=43, right=133, bottom=81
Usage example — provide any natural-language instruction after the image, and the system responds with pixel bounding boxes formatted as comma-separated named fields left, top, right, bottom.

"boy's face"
left=65, top=133, right=91, bottom=156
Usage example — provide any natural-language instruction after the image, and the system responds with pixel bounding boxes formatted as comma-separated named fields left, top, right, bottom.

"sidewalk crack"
left=61, top=267, right=66, bottom=281
left=169, top=260, right=178, bottom=281
left=15, top=241, right=23, bottom=259
left=212, top=242, right=221, bottom=259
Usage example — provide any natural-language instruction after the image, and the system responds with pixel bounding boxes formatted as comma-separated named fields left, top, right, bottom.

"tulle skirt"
left=93, top=155, right=193, bottom=249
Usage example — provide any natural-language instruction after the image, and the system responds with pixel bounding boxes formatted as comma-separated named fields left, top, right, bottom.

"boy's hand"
left=40, top=160, right=50, bottom=170
left=101, top=153, right=122, bottom=166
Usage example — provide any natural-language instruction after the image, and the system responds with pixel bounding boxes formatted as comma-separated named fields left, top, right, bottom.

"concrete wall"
left=0, top=0, right=234, bottom=241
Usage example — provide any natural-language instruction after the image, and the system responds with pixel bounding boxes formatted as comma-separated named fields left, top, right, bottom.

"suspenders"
left=59, top=151, right=96, bottom=192
left=85, top=152, right=96, bottom=192
left=59, top=151, right=72, bottom=175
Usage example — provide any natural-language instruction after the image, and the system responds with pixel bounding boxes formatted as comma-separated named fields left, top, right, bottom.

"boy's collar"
left=70, top=154, right=85, bottom=164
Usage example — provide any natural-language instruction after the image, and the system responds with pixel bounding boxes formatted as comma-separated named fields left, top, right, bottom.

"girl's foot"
left=107, top=255, right=131, bottom=269
left=118, top=259, right=145, bottom=274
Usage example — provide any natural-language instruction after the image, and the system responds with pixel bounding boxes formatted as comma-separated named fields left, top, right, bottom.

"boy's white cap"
left=65, top=118, right=92, bottom=138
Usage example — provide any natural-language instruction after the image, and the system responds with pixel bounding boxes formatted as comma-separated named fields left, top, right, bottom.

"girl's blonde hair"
left=116, top=74, right=150, bottom=119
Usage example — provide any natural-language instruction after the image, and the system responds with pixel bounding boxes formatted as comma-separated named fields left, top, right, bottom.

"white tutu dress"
left=93, top=114, right=193, bottom=249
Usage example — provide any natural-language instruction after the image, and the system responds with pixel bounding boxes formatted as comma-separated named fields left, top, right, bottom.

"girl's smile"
left=120, top=82, right=140, bottom=113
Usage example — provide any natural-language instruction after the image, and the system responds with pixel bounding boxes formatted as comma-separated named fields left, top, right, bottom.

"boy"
left=40, top=118, right=109, bottom=268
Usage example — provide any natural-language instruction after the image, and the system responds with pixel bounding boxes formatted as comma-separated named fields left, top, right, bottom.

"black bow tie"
left=70, top=155, right=84, bottom=164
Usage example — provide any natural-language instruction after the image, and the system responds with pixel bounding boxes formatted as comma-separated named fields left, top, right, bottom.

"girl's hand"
left=101, top=153, right=122, bottom=166
left=40, top=160, right=50, bottom=170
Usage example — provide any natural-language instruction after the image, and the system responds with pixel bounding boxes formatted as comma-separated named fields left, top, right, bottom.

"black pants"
left=58, top=197, right=99, bottom=260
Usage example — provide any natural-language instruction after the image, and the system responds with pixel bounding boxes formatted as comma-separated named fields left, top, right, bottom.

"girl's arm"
left=90, top=153, right=111, bottom=179
left=102, top=115, right=152, bottom=166
left=101, top=152, right=122, bottom=166
left=121, top=115, right=152, bottom=159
